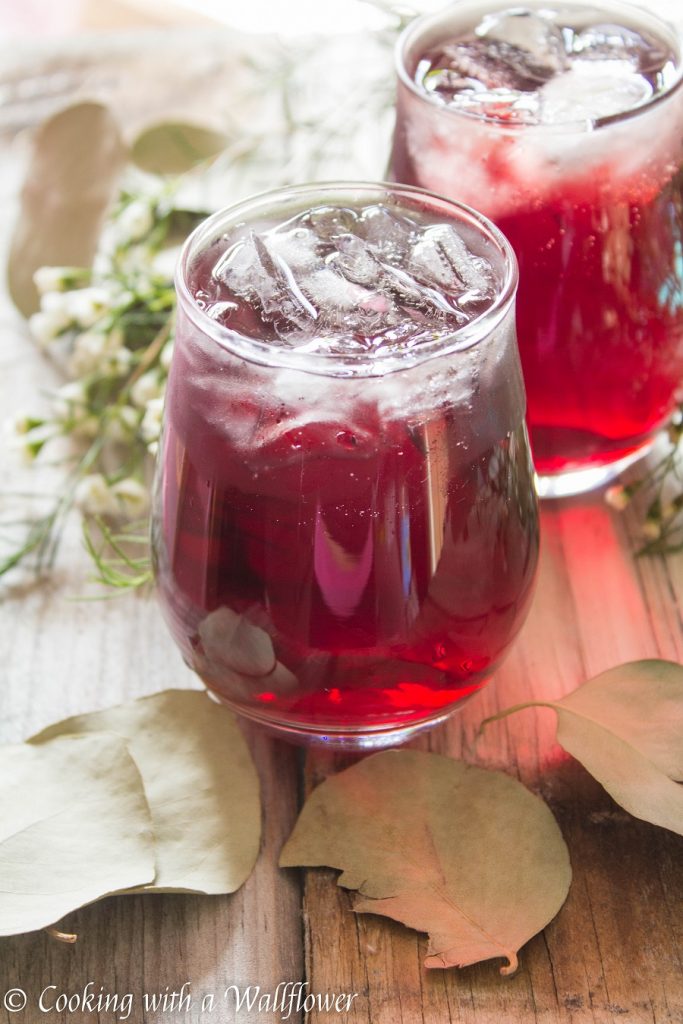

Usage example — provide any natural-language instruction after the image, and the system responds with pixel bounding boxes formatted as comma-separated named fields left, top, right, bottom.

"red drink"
left=391, top=0, right=683, bottom=494
left=153, top=184, right=539, bottom=746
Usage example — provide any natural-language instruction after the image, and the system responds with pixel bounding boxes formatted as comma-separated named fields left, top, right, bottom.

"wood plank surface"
left=1, top=19, right=682, bottom=1024
left=300, top=498, right=683, bottom=1024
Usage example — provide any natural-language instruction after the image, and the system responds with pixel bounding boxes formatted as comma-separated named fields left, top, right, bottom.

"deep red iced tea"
left=153, top=185, right=539, bottom=745
left=391, top=0, right=683, bottom=492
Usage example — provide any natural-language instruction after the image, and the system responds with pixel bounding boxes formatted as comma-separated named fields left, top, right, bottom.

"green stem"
left=477, top=701, right=559, bottom=742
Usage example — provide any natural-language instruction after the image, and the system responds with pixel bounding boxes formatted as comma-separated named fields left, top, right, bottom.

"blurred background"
left=1, top=0, right=680, bottom=40
left=0, top=0, right=424, bottom=38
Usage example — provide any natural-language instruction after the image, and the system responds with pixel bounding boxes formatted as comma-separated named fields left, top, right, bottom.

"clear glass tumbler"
left=391, top=0, right=683, bottom=497
left=152, top=182, right=539, bottom=747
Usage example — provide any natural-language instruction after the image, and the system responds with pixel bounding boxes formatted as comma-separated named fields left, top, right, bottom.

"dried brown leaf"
left=31, top=690, right=261, bottom=894
left=280, top=751, right=571, bottom=974
left=7, top=102, right=126, bottom=315
left=0, top=734, right=155, bottom=937
left=482, top=659, right=683, bottom=836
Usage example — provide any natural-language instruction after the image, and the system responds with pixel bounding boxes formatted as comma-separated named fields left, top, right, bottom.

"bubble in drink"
left=200, top=203, right=498, bottom=353
left=414, top=5, right=677, bottom=125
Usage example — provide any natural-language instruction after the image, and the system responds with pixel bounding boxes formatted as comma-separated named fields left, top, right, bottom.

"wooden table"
left=0, top=20, right=682, bottom=1024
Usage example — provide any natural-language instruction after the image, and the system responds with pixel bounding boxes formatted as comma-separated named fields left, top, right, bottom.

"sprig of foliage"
left=13, top=1, right=679, bottom=585
left=4, top=10, right=408, bottom=589
left=4, top=190, right=175, bottom=584
left=605, top=420, right=683, bottom=554
left=82, top=518, right=153, bottom=593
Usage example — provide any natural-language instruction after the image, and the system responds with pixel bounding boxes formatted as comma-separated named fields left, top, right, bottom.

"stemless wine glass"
left=152, top=182, right=539, bottom=748
left=391, top=0, right=683, bottom=497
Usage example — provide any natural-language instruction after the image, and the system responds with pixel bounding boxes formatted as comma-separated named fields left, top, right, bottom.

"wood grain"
left=0, top=22, right=682, bottom=1024
left=300, top=502, right=683, bottom=1023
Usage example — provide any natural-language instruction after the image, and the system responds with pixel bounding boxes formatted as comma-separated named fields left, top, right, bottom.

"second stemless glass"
left=391, top=0, right=683, bottom=496
left=152, top=183, right=539, bottom=747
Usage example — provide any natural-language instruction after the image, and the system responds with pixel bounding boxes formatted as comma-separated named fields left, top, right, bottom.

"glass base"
left=206, top=689, right=467, bottom=749
left=535, top=439, right=655, bottom=499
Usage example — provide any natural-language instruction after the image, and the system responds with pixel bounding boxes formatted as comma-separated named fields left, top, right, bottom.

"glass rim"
left=175, top=180, right=519, bottom=379
left=395, top=0, right=683, bottom=133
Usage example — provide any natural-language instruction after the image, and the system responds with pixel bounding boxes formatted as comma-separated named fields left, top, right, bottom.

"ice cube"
left=573, top=22, right=671, bottom=78
left=188, top=375, right=264, bottom=450
left=541, top=59, right=653, bottom=124
left=214, top=231, right=318, bottom=331
left=329, top=232, right=460, bottom=319
left=205, top=300, right=239, bottom=321
left=358, top=204, right=416, bottom=256
left=265, top=225, right=321, bottom=272
left=450, top=85, right=542, bottom=124
left=302, top=267, right=378, bottom=312
left=422, top=9, right=568, bottom=103
left=410, top=225, right=493, bottom=298
left=331, top=233, right=383, bottom=287
left=477, top=8, right=569, bottom=81
left=301, top=205, right=359, bottom=240
left=198, top=606, right=276, bottom=677
left=299, top=267, right=394, bottom=340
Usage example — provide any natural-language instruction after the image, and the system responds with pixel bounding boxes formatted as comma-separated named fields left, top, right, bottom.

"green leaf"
left=280, top=751, right=571, bottom=975
left=164, top=208, right=213, bottom=246
left=31, top=690, right=261, bottom=894
left=0, top=734, right=155, bottom=937
left=131, top=122, right=228, bottom=176
left=7, top=102, right=126, bottom=316
left=481, top=659, right=683, bottom=836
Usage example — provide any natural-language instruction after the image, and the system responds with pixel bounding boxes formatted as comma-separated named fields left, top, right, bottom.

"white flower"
left=661, top=502, right=679, bottom=523
left=68, top=332, right=108, bottom=376
left=73, top=415, right=100, bottom=440
left=9, top=422, right=55, bottom=463
left=119, top=405, right=141, bottom=432
left=152, top=247, right=178, bottom=280
left=642, top=520, right=662, bottom=542
left=33, top=266, right=76, bottom=295
left=68, top=328, right=124, bottom=377
left=40, top=290, right=73, bottom=317
left=107, top=346, right=133, bottom=376
left=58, top=380, right=88, bottom=403
left=74, top=474, right=119, bottom=516
left=105, top=405, right=140, bottom=443
left=52, top=380, right=88, bottom=422
left=114, top=246, right=155, bottom=276
left=140, top=397, right=164, bottom=444
left=160, top=340, right=174, bottom=372
left=65, top=286, right=114, bottom=329
left=605, top=485, right=631, bottom=511
left=11, top=414, right=37, bottom=436
left=28, top=308, right=70, bottom=346
left=131, top=371, right=163, bottom=408
left=667, top=420, right=683, bottom=445
left=116, top=200, right=154, bottom=244
left=110, top=478, right=150, bottom=519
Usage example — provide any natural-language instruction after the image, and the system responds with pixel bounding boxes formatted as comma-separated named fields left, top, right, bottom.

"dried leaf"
left=280, top=751, right=571, bottom=975
left=7, top=102, right=126, bottom=316
left=483, top=660, right=683, bottom=836
left=31, top=690, right=261, bottom=894
left=131, top=122, right=228, bottom=175
left=0, top=734, right=155, bottom=937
